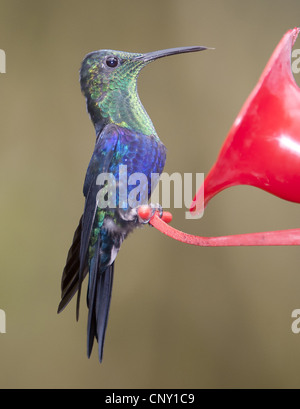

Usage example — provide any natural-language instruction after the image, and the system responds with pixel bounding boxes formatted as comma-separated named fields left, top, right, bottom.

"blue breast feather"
left=84, top=124, right=167, bottom=209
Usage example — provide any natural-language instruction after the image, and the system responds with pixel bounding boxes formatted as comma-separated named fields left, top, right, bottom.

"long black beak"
left=137, top=46, right=212, bottom=63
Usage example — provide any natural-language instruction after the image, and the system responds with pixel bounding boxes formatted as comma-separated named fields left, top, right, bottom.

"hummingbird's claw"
left=151, top=203, right=163, bottom=219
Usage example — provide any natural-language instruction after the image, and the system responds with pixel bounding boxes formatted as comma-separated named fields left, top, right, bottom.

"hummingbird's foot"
left=151, top=203, right=163, bottom=219
left=138, top=203, right=164, bottom=224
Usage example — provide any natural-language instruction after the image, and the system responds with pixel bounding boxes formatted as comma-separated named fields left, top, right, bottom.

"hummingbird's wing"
left=58, top=124, right=119, bottom=315
left=76, top=124, right=120, bottom=318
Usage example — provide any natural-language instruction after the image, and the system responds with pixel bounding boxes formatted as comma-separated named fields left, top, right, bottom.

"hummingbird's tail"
left=87, top=242, right=115, bottom=362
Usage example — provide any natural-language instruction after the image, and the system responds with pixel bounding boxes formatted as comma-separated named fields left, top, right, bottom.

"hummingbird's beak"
left=138, top=46, right=212, bottom=63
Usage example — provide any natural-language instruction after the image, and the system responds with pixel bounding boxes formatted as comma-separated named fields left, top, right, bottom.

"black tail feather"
left=87, top=258, right=115, bottom=362
left=96, top=263, right=114, bottom=362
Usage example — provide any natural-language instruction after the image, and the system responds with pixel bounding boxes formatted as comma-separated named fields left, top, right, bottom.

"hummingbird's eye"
left=106, top=56, right=119, bottom=68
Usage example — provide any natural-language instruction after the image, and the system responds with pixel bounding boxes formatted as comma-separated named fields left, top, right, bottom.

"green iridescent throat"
left=84, top=58, right=157, bottom=137
left=99, top=82, right=157, bottom=136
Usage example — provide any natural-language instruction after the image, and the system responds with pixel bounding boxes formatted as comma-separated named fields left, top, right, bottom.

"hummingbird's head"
left=80, top=47, right=210, bottom=135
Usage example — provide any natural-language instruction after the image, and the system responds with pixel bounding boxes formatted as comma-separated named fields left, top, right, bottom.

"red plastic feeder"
left=140, top=28, right=300, bottom=247
left=191, top=27, right=300, bottom=214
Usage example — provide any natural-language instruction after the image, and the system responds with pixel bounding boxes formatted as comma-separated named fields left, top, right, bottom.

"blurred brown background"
left=1, top=0, right=300, bottom=389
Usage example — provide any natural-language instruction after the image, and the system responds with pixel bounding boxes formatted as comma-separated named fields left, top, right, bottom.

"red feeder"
left=191, top=27, right=300, bottom=215
left=142, top=28, right=300, bottom=248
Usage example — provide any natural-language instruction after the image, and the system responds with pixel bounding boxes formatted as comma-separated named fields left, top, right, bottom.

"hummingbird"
left=58, top=46, right=209, bottom=362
